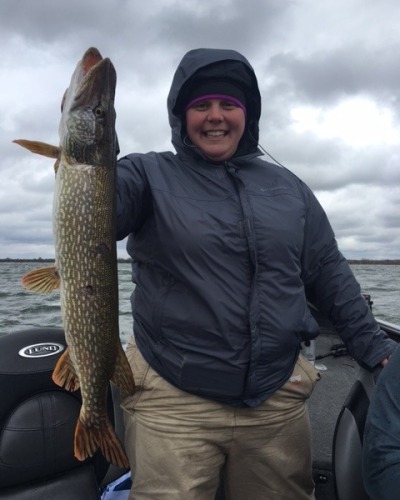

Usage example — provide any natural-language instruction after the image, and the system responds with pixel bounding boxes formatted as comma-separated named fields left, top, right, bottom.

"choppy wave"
left=0, top=261, right=134, bottom=345
left=0, top=262, right=399, bottom=344
left=351, top=264, right=400, bottom=325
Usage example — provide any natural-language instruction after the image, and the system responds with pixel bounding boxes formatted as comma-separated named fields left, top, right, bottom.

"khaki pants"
left=122, top=340, right=320, bottom=500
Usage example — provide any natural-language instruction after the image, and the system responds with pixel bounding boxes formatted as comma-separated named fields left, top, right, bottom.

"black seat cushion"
left=0, top=329, right=108, bottom=494
left=0, top=463, right=100, bottom=500
left=0, top=390, right=80, bottom=488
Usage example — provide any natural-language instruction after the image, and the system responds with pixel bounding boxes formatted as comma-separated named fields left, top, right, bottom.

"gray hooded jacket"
left=116, top=48, right=395, bottom=407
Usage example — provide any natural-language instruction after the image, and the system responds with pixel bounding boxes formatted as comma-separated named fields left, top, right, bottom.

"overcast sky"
left=1, top=0, right=399, bottom=260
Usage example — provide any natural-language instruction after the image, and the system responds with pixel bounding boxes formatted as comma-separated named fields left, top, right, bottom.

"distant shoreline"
left=0, top=258, right=399, bottom=265
left=347, top=259, right=400, bottom=265
left=0, top=258, right=132, bottom=263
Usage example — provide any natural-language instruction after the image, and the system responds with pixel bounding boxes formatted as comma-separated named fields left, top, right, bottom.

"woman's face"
left=185, top=98, right=246, bottom=162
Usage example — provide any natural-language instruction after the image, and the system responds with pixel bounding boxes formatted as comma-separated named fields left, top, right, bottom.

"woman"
left=117, top=48, right=395, bottom=500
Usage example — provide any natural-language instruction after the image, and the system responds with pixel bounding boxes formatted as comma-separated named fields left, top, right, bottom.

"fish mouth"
left=62, top=48, right=116, bottom=114
left=73, top=56, right=116, bottom=109
left=81, top=47, right=103, bottom=74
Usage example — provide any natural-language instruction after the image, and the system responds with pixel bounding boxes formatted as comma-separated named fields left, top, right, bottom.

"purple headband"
left=185, top=94, right=246, bottom=114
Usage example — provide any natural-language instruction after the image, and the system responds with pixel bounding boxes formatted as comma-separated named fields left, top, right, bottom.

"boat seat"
left=332, top=365, right=382, bottom=500
left=0, top=328, right=126, bottom=500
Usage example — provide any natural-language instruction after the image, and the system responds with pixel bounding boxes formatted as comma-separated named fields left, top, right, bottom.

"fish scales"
left=57, top=162, right=118, bottom=413
left=14, top=47, right=135, bottom=468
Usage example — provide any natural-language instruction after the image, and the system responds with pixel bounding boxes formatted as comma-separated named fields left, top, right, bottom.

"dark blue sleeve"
left=300, top=183, right=396, bottom=368
left=116, top=154, right=151, bottom=241
left=363, top=344, right=400, bottom=499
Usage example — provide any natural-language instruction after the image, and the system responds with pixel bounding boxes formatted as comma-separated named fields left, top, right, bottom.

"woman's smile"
left=186, top=98, right=246, bottom=162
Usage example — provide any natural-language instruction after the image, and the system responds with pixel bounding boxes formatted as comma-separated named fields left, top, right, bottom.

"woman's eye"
left=192, top=102, right=209, bottom=111
left=222, top=101, right=237, bottom=109
left=190, top=100, right=238, bottom=111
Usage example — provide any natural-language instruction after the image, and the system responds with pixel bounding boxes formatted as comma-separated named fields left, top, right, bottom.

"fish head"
left=60, top=47, right=117, bottom=167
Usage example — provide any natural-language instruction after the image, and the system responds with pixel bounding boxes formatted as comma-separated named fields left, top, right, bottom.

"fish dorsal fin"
left=21, top=265, right=60, bottom=294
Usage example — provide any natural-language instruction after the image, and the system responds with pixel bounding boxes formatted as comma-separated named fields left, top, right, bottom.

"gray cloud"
left=267, top=45, right=400, bottom=106
left=0, top=0, right=399, bottom=259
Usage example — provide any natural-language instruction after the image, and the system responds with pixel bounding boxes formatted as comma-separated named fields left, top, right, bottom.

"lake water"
left=0, top=261, right=135, bottom=346
left=0, top=261, right=399, bottom=346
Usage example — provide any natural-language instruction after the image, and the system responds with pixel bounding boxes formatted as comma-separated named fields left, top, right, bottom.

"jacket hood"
left=167, top=48, right=262, bottom=160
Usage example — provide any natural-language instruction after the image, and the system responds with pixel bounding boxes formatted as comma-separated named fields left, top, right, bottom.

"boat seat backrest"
left=0, top=328, right=111, bottom=499
left=332, top=366, right=382, bottom=500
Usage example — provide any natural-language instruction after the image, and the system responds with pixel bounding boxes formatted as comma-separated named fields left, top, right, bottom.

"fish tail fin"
left=22, top=265, right=60, bottom=294
left=74, top=417, right=129, bottom=468
left=52, top=348, right=80, bottom=391
left=98, top=421, right=130, bottom=469
left=74, top=419, right=98, bottom=462
left=112, top=343, right=136, bottom=398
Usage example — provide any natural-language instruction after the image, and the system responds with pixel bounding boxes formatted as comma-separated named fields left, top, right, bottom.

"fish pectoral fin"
left=21, top=265, right=60, bottom=294
left=74, top=417, right=130, bottom=468
left=112, top=343, right=136, bottom=398
left=52, top=348, right=81, bottom=391
left=13, top=139, right=60, bottom=159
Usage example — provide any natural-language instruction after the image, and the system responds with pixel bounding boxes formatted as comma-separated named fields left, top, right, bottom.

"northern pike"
left=14, top=47, right=135, bottom=468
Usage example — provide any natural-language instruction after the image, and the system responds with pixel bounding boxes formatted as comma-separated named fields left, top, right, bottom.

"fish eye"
left=94, top=105, right=105, bottom=118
